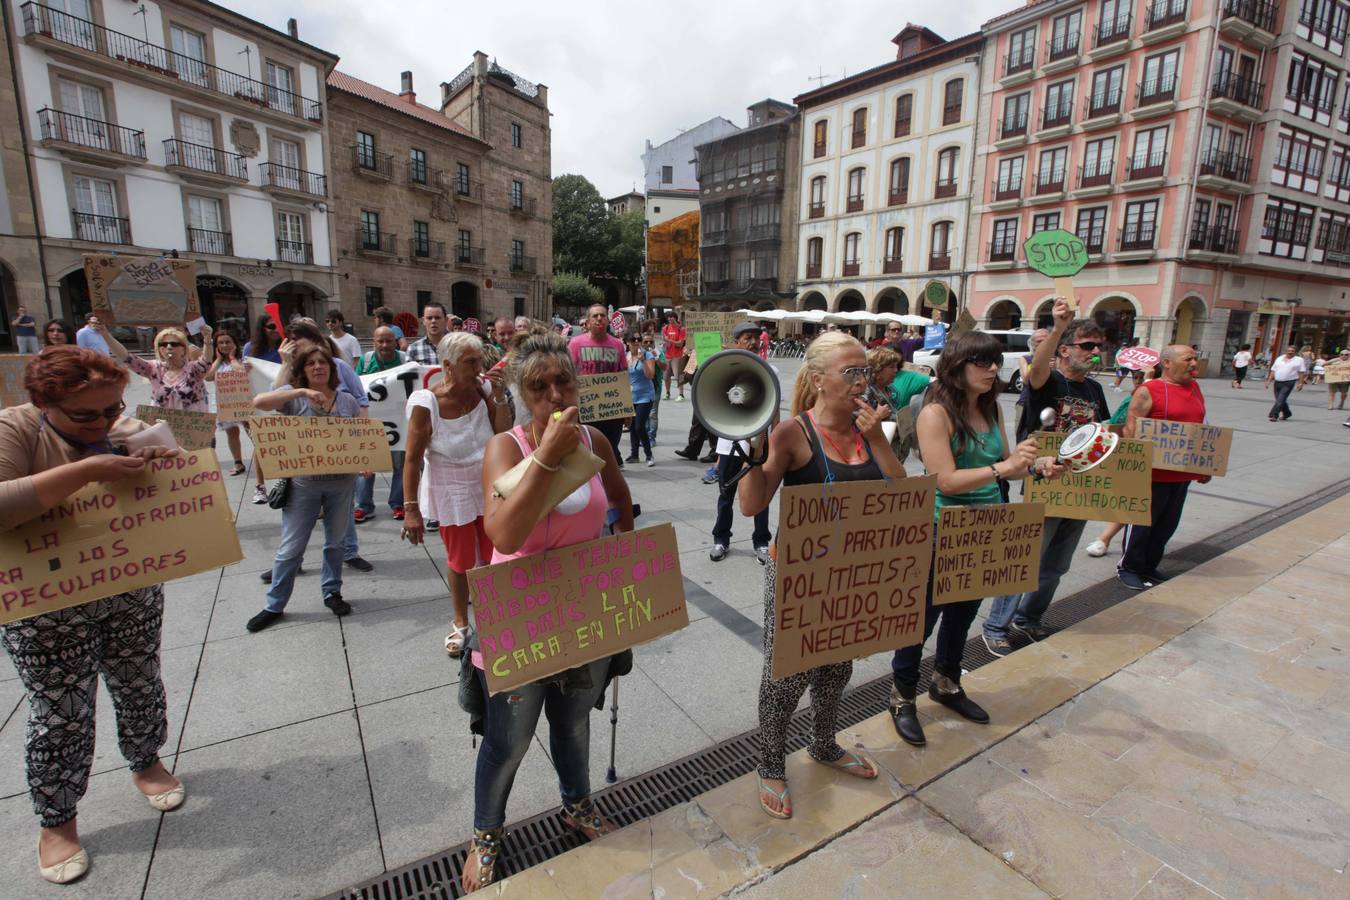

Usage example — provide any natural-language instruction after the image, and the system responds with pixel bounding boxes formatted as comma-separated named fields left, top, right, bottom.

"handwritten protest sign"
left=134, top=405, right=217, bottom=451
left=578, top=372, right=635, bottom=423
left=251, top=415, right=393, bottom=476
left=213, top=367, right=254, bottom=422
left=772, top=477, right=935, bottom=680
left=0, top=355, right=32, bottom=407
left=693, top=331, right=722, bottom=362
left=1023, top=228, right=1089, bottom=311
left=0, top=450, right=242, bottom=625
left=1023, top=432, right=1152, bottom=524
left=683, top=311, right=737, bottom=348
left=83, top=254, right=201, bottom=325
left=247, top=358, right=443, bottom=452
left=471, top=523, right=688, bottom=694
left=934, top=503, right=1045, bottom=605
left=1322, top=359, right=1350, bottom=384
left=1134, top=418, right=1231, bottom=478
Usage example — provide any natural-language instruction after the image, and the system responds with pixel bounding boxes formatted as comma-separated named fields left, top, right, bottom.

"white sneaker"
left=1085, top=540, right=1107, bottom=557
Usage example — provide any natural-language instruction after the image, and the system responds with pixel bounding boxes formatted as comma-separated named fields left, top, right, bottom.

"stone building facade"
left=0, top=20, right=45, bottom=350
left=694, top=99, right=801, bottom=311
left=439, top=53, right=552, bottom=326
left=8, top=0, right=340, bottom=339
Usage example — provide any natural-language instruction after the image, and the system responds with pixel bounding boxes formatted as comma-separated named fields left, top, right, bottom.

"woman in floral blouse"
left=96, top=322, right=215, bottom=412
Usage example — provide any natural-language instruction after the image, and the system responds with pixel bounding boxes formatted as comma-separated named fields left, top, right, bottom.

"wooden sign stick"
left=1054, top=276, right=1078, bottom=311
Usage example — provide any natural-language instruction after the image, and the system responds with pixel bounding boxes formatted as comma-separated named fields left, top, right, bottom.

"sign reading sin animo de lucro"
left=0, top=451, right=243, bottom=625
left=470, top=524, right=689, bottom=694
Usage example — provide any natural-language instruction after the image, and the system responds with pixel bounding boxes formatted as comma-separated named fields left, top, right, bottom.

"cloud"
left=227, top=0, right=1007, bottom=197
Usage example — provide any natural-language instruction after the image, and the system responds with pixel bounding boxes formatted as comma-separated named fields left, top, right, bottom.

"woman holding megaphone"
left=461, top=332, right=633, bottom=892
left=737, top=331, right=906, bottom=819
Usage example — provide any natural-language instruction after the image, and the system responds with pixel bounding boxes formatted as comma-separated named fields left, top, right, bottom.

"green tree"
left=552, top=271, right=603, bottom=308
left=552, top=174, right=612, bottom=278
left=607, top=210, right=646, bottom=294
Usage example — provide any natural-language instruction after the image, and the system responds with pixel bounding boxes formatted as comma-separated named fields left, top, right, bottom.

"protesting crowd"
left=0, top=291, right=1245, bottom=891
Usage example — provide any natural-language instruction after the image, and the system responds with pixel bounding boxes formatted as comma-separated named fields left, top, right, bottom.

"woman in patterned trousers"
left=0, top=347, right=186, bottom=884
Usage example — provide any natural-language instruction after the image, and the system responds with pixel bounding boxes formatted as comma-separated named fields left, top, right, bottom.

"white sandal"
left=445, top=623, right=471, bottom=657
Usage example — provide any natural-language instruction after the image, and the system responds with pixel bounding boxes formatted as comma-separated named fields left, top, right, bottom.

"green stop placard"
left=923, top=280, right=950, bottom=309
left=1023, top=229, right=1089, bottom=277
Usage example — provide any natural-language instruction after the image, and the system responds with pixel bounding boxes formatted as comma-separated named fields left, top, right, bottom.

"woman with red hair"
left=0, top=346, right=185, bottom=884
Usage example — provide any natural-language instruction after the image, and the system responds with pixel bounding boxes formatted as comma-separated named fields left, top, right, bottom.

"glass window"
left=1032, top=212, right=1061, bottom=232
left=356, top=131, right=376, bottom=169
left=894, top=94, right=912, bottom=137
left=851, top=107, right=867, bottom=147
left=511, top=122, right=522, bottom=148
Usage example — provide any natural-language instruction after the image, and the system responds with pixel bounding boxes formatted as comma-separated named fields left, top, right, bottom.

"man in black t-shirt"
left=985, top=298, right=1110, bottom=657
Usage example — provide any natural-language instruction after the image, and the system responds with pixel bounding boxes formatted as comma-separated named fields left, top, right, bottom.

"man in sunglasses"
left=984, top=297, right=1111, bottom=657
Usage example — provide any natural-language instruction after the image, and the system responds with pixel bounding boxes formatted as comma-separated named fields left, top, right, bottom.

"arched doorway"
left=799, top=291, right=827, bottom=311
left=1092, top=297, right=1137, bottom=345
left=1172, top=296, right=1206, bottom=347
left=197, top=274, right=249, bottom=338
left=268, top=281, right=326, bottom=324
left=60, top=268, right=92, bottom=323
left=1032, top=297, right=1056, bottom=328
left=874, top=287, right=909, bottom=315
left=835, top=290, right=866, bottom=338
left=987, top=299, right=1022, bottom=330
left=0, top=262, right=18, bottom=351
left=451, top=281, right=479, bottom=321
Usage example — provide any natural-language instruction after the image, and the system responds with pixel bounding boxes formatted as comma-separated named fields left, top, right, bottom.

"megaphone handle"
left=722, top=436, right=769, bottom=489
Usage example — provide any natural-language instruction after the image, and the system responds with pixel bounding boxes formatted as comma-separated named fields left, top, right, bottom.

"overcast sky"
left=231, top=0, right=1006, bottom=199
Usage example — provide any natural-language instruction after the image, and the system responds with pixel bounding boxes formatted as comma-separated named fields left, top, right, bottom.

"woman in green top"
left=889, top=331, right=1065, bottom=747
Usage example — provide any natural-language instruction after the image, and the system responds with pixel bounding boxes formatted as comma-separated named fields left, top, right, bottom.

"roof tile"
left=327, top=70, right=485, bottom=144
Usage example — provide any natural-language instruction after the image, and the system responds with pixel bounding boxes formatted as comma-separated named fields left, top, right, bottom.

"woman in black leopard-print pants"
left=756, top=558, right=854, bottom=782
left=1, top=586, right=169, bottom=829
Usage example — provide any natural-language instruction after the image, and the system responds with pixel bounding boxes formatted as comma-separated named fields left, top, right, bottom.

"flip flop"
left=814, top=749, right=878, bottom=780
left=757, top=776, right=792, bottom=819
left=445, top=624, right=471, bottom=657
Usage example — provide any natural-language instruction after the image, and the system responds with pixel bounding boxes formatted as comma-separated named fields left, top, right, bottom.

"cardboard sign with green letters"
left=923, top=280, right=950, bottom=310
left=1023, top=228, right=1089, bottom=311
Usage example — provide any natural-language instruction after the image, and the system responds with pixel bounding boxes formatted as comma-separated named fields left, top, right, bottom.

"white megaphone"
left=691, top=350, right=781, bottom=478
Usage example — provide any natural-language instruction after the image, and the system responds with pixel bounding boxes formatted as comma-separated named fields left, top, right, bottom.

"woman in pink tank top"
left=461, top=332, right=634, bottom=893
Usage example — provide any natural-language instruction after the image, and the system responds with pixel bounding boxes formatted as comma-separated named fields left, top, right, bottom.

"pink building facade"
left=965, top=0, right=1350, bottom=372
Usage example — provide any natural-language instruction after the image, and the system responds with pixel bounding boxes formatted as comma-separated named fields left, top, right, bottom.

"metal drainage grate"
left=328, top=476, right=1350, bottom=900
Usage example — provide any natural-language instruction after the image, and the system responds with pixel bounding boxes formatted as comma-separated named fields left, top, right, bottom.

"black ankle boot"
left=928, top=674, right=989, bottom=724
left=890, top=685, right=926, bottom=746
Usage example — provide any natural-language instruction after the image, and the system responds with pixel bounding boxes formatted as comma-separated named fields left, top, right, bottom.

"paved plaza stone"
left=0, top=366, right=1346, bottom=897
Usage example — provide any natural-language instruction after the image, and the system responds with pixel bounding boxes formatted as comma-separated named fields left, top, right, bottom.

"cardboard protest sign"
left=682, top=311, right=736, bottom=348
left=251, top=415, right=393, bottom=476
left=923, top=280, right=950, bottom=310
left=0, top=450, right=242, bottom=625
left=772, top=477, right=936, bottom=680
left=471, top=523, right=688, bottom=694
left=934, top=503, right=1044, bottom=605
left=693, top=332, right=722, bottom=361
left=1323, top=359, right=1350, bottom=384
left=134, top=405, right=217, bottom=451
left=1134, top=418, right=1232, bottom=478
left=1023, top=432, right=1152, bottom=524
left=83, top=254, right=201, bottom=325
left=213, top=367, right=254, bottom=422
left=578, top=372, right=634, bottom=423
left=954, top=308, right=977, bottom=332
left=247, top=358, right=442, bottom=453
left=0, top=355, right=33, bottom=407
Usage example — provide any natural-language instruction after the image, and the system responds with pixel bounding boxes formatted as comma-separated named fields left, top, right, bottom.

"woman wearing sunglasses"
left=737, top=332, right=904, bottom=820
left=244, top=315, right=283, bottom=364
left=0, top=347, right=186, bottom=883
left=97, top=322, right=215, bottom=413
left=889, top=331, right=1064, bottom=746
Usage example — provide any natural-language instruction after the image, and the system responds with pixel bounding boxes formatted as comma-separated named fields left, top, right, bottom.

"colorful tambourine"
left=1057, top=422, right=1118, bottom=473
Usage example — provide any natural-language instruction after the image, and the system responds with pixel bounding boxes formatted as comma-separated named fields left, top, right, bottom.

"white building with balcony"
left=793, top=25, right=981, bottom=324
left=10, top=0, right=339, bottom=331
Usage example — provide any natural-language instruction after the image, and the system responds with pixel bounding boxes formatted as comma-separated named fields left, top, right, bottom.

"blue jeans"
left=473, top=657, right=608, bottom=830
left=628, top=401, right=653, bottom=459
left=984, top=516, right=1086, bottom=638
left=647, top=392, right=660, bottom=444
left=713, top=453, right=769, bottom=546
left=891, top=559, right=980, bottom=692
left=354, top=451, right=405, bottom=513
left=266, top=477, right=356, bottom=611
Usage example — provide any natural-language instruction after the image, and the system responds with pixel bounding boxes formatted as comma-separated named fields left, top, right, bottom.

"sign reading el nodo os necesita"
left=1023, top=229, right=1090, bottom=278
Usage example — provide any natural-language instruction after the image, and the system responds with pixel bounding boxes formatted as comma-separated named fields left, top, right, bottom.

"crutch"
left=606, top=677, right=620, bottom=783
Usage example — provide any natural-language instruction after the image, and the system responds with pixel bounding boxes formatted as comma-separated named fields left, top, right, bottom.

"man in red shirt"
left=1120, top=344, right=1208, bottom=590
left=569, top=303, right=629, bottom=464
left=661, top=311, right=687, bottom=401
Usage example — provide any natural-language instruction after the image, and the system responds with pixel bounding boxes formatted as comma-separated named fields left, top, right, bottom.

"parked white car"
left=911, top=330, right=1034, bottom=392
